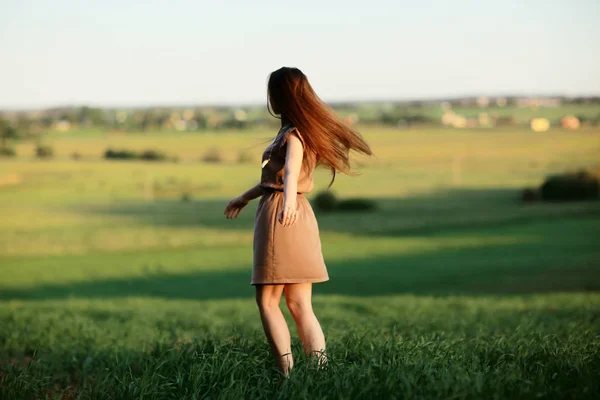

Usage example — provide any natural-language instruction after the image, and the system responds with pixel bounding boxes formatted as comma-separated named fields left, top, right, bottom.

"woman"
left=224, top=67, right=372, bottom=376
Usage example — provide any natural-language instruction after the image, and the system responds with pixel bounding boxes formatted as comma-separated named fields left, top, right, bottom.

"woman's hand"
left=278, top=202, right=298, bottom=227
left=224, top=196, right=249, bottom=219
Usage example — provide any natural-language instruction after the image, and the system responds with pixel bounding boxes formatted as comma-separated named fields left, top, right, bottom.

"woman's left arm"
left=279, top=133, right=303, bottom=227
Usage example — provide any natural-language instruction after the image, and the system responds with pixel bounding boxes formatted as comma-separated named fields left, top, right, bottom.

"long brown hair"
left=267, top=67, right=372, bottom=186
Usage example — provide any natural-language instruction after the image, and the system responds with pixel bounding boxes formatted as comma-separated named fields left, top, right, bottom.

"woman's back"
left=259, top=124, right=316, bottom=194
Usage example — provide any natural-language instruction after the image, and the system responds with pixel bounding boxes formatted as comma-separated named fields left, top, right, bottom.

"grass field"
left=1, top=126, right=600, bottom=399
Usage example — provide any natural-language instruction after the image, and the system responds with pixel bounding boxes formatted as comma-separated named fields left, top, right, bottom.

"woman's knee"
left=256, top=297, right=280, bottom=312
left=255, top=286, right=283, bottom=311
left=285, top=296, right=312, bottom=318
left=284, top=283, right=313, bottom=317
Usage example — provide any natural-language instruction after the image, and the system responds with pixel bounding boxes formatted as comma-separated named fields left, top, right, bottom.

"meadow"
left=1, top=126, right=600, bottom=399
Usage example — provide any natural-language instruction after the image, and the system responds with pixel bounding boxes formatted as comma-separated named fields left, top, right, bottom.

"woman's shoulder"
left=287, top=125, right=307, bottom=146
left=274, top=123, right=298, bottom=146
left=281, top=126, right=308, bottom=152
left=279, top=123, right=296, bottom=136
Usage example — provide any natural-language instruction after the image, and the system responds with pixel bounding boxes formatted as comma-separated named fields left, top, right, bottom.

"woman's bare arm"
left=240, top=183, right=264, bottom=202
left=280, top=133, right=303, bottom=226
left=224, top=183, right=263, bottom=219
left=283, top=134, right=303, bottom=204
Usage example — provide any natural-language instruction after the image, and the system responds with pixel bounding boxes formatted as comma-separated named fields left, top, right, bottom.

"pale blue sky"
left=1, top=0, right=599, bottom=108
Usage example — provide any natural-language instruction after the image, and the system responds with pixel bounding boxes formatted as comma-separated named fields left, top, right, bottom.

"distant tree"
left=194, top=115, right=207, bottom=130
left=155, top=113, right=170, bottom=130
left=0, top=119, right=18, bottom=146
left=15, top=115, right=33, bottom=137
left=380, top=110, right=433, bottom=127
left=219, top=118, right=248, bottom=129
left=58, top=110, right=79, bottom=124
left=78, top=106, right=106, bottom=127
left=40, top=115, right=54, bottom=129
left=380, top=112, right=398, bottom=126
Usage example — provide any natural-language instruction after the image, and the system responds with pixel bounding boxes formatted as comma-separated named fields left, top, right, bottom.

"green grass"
left=1, top=126, right=600, bottom=399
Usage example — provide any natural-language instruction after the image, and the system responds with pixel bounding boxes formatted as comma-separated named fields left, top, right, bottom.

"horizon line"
left=2, top=91, right=600, bottom=112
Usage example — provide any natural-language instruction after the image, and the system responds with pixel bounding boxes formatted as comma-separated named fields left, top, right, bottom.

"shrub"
left=105, top=148, right=138, bottom=160
left=313, top=191, right=377, bottom=212
left=139, top=149, right=168, bottom=161
left=0, top=120, right=18, bottom=145
left=180, top=192, right=192, bottom=202
left=495, top=116, right=516, bottom=126
left=202, top=147, right=224, bottom=164
left=380, top=112, right=434, bottom=127
left=521, top=188, right=540, bottom=203
left=36, top=144, right=54, bottom=158
left=337, top=198, right=377, bottom=212
left=0, top=145, right=16, bottom=157
left=104, top=148, right=175, bottom=162
left=313, top=191, right=338, bottom=212
left=71, top=151, right=82, bottom=160
left=219, top=119, right=248, bottom=129
left=540, top=171, right=599, bottom=201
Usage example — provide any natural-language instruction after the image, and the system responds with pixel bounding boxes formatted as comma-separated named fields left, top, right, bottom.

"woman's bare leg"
left=283, top=283, right=327, bottom=366
left=255, top=284, right=293, bottom=375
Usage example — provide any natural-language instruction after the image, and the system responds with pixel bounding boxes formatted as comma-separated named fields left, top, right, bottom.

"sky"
left=1, top=0, right=599, bottom=109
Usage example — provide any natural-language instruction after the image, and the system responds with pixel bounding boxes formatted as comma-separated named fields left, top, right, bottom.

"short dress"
left=251, top=124, right=329, bottom=285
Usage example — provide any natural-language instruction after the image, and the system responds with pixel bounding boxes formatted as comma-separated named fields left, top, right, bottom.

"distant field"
left=341, top=103, right=600, bottom=125
left=418, top=104, right=600, bottom=122
left=1, top=126, right=600, bottom=398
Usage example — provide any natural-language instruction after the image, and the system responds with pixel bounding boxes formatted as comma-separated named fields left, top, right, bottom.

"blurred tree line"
left=1, top=97, right=599, bottom=141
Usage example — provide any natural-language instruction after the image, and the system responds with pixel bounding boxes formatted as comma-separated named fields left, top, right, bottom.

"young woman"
left=224, top=67, right=371, bottom=376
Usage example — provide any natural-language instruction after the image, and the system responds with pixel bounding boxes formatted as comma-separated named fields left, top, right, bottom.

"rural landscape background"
left=1, top=98, right=599, bottom=398
left=2, top=0, right=600, bottom=398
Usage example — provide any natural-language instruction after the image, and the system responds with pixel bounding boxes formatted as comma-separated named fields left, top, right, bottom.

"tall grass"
left=1, top=127, right=599, bottom=398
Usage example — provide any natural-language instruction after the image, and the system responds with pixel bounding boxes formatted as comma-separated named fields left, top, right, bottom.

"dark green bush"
left=313, top=191, right=338, bottom=212
left=219, top=118, right=248, bottom=129
left=0, top=145, right=16, bottom=157
left=180, top=192, right=192, bottom=202
left=202, top=148, right=224, bottom=164
left=540, top=171, right=599, bottom=201
left=521, top=188, right=540, bottom=203
left=35, top=144, right=53, bottom=158
left=104, top=148, right=171, bottom=162
left=139, top=149, right=168, bottom=161
left=380, top=112, right=434, bottom=127
left=495, top=116, right=516, bottom=126
left=105, top=148, right=138, bottom=160
left=337, top=198, right=377, bottom=211
left=314, top=191, right=377, bottom=212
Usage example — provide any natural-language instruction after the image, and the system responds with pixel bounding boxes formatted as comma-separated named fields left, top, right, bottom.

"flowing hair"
left=267, top=67, right=372, bottom=186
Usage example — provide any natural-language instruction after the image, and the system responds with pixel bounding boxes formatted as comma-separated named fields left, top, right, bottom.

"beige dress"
left=251, top=124, right=329, bottom=285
